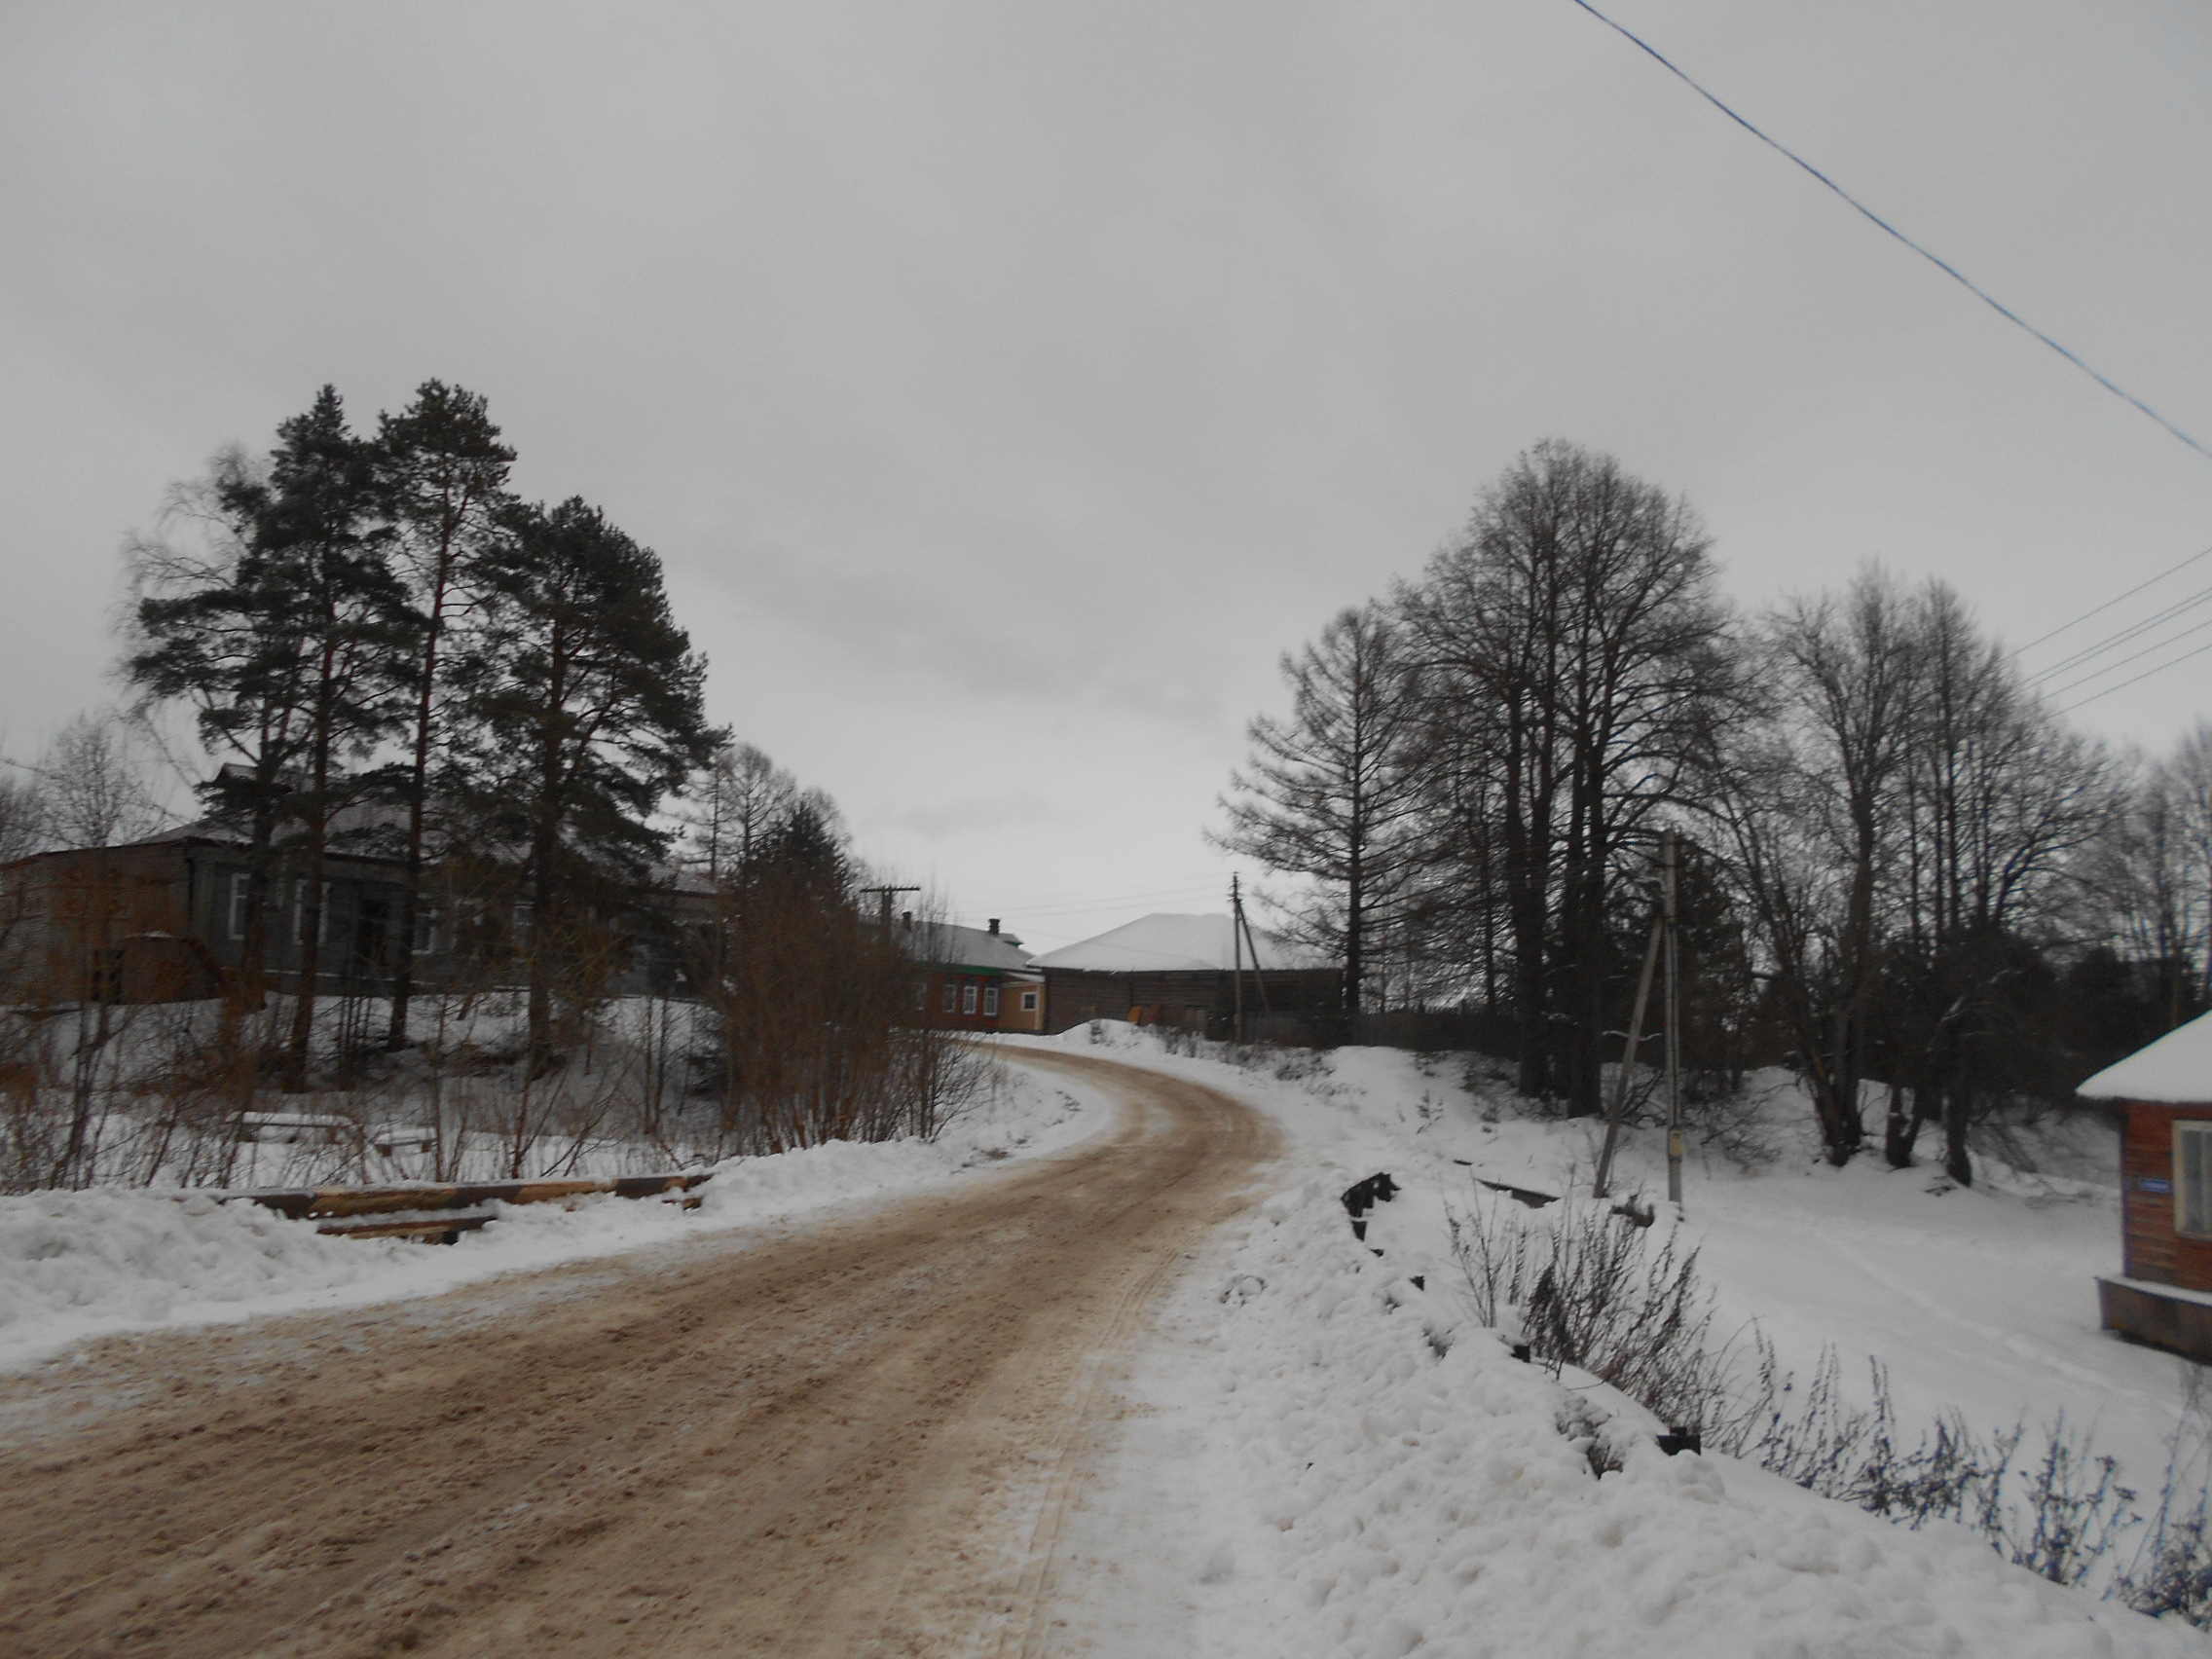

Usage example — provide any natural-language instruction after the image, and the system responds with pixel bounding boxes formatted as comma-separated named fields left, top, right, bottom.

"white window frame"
left=2178, top=1122, right=2212, bottom=1239
left=1020, top=990, right=1038, bottom=1013
left=982, top=983, right=1000, bottom=1017
left=962, top=981, right=978, bottom=1015
left=292, top=878, right=333, bottom=944
left=226, top=870, right=251, bottom=940
left=940, top=980, right=957, bottom=1014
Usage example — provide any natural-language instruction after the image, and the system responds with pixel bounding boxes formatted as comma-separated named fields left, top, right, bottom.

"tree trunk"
left=1942, top=1080, right=1973, bottom=1186
left=284, top=852, right=326, bottom=1091
left=386, top=570, right=450, bottom=1050
left=1883, top=1080, right=1919, bottom=1167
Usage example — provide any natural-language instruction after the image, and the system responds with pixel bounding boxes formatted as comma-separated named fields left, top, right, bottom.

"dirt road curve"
left=0, top=1052, right=1277, bottom=1659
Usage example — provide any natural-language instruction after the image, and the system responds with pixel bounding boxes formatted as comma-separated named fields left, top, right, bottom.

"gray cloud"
left=3, top=0, right=2209, bottom=942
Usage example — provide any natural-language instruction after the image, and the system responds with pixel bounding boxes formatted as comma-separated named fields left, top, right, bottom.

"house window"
left=914, top=980, right=928, bottom=1012
left=226, top=870, right=250, bottom=940
left=982, top=984, right=999, bottom=1017
left=2178, top=1123, right=2212, bottom=1238
left=1020, top=990, right=1038, bottom=1013
left=962, top=981, right=978, bottom=1015
left=292, top=879, right=334, bottom=944
left=941, top=980, right=957, bottom=1014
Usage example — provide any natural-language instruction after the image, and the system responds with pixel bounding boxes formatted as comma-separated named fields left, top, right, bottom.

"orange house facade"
left=901, top=916, right=1042, bottom=1034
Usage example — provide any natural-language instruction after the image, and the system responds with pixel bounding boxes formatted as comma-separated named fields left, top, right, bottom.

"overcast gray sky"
left=4, top=1, right=2208, bottom=950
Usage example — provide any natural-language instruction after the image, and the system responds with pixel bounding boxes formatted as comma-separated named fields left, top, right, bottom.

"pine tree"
left=460, top=497, right=717, bottom=1069
left=374, top=381, right=516, bottom=1048
left=127, top=389, right=406, bottom=1082
left=252, top=389, right=410, bottom=1087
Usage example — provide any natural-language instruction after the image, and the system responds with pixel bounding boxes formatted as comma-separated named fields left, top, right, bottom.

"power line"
left=2042, top=610, right=2212, bottom=702
left=2011, top=544, right=2212, bottom=657
left=2024, top=581, right=2212, bottom=686
left=2061, top=636, right=2212, bottom=714
left=986, top=888, right=1228, bottom=923
left=1565, top=0, right=2212, bottom=467
left=980, top=874, right=1230, bottom=908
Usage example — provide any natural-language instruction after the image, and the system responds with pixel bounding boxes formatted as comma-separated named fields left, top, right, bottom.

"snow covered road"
left=0, top=1052, right=1279, bottom=1659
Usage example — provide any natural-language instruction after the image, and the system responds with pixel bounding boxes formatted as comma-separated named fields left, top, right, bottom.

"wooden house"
left=2080, top=1011, right=2212, bottom=1362
left=899, top=916, right=1039, bottom=1032
left=1030, top=912, right=1341, bottom=1041
left=0, top=814, right=716, bottom=1009
left=0, top=829, right=403, bottom=1007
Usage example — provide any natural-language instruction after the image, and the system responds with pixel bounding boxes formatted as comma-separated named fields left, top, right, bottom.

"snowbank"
left=1014, top=1026, right=2204, bottom=1654
left=0, top=1056, right=1110, bottom=1373
left=1021, top=1027, right=2179, bottom=1490
left=1064, top=1173, right=2197, bottom=1657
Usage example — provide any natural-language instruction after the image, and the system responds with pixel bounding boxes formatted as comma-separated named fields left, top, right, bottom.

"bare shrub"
left=1717, top=1341, right=2142, bottom=1589
left=1451, top=1184, right=2189, bottom=1605
left=1448, top=1189, right=1726, bottom=1433
left=2114, top=1370, right=2212, bottom=1623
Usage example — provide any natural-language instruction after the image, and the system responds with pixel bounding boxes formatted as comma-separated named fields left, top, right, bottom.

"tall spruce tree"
left=461, top=497, right=717, bottom=1069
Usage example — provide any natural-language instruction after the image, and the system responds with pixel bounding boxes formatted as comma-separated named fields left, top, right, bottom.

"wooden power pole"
left=1662, top=829, right=1684, bottom=1209
left=1592, top=903, right=1663, bottom=1200
left=1231, top=874, right=1245, bottom=1043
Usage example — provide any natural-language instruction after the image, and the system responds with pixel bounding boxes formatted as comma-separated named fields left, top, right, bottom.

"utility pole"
left=857, top=884, right=921, bottom=928
left=1593, top=902, right=1663, bottom=1200
left=1231, top=876, right=1272, bottom=1024
left=1231, top=874, right=1245, bottom=1043
left=1663, top=829, right=1684, bottom=1209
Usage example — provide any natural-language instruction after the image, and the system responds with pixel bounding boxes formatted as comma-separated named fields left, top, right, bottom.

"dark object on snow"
left=1477, top=1176, right=1559, bottom=1210
left=1511, top=1343, right=1532, bottom=1363
left=1656, top=1428, right=1702, bottom=1456
left=180, top=1172, right=712, bottom=1244
left=1611, top=1196, right=1656, bottom=1228
left=1410, top=1274, right=1424, bottom=1291
left=1342, top=1171, right=1399, bottom=1241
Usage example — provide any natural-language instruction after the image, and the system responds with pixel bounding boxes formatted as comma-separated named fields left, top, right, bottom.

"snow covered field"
left=1018, top=1026, right=2208, bottom=1655
left=0, top=1058, right=1107, bottom=1375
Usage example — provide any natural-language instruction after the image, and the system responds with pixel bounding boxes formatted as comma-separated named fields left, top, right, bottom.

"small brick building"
left=2080, top=1011, right=2212, bottom=1362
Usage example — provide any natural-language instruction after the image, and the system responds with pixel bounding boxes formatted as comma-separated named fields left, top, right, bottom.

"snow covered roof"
left=902, top=920, right=1033, bottom=973
left=2077, top=1010, right=2212, bottom=1104
left=1031, top=912, right=1334, bottom=975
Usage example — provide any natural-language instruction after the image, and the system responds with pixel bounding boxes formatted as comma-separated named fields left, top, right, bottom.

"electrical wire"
left=974, top=888, right=1228, bottom=924
left=2061, top=636, right=2212, bottom=714
left=2010, top=544, right=2212, bottom=657
left=1565, top=0, right=2212, bottom=467
left=2040, top=611, right=2212, bottom=702
left=978, top=874, right=1232, bottom=908
left=2023, top=581, right=2212, bottom=685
